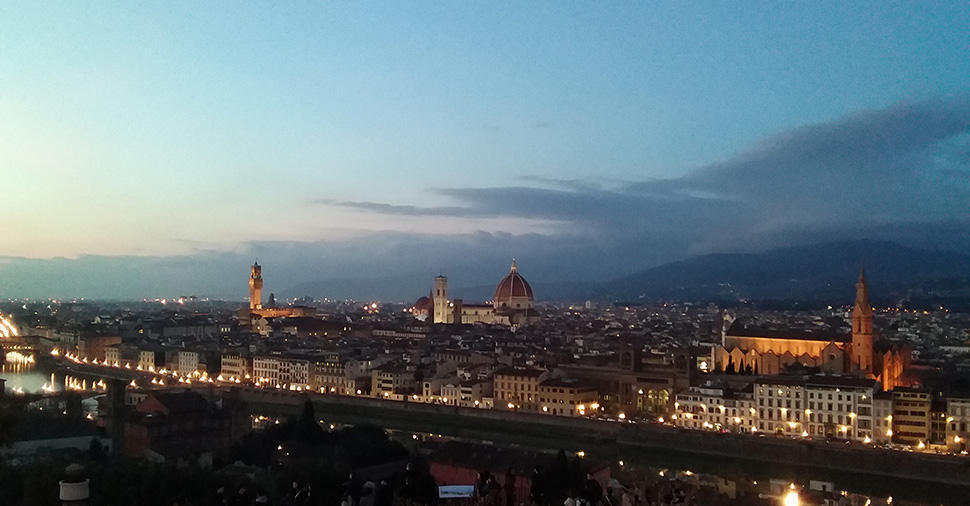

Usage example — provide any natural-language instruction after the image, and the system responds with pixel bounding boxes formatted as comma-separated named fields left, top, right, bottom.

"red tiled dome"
left=413, top=295, right=433, bottom=312
left=494, top=260, right=534, bottom=302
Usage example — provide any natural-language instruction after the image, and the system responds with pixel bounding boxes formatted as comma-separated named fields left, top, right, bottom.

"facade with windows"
left=493, top=367, right=548, bottom=411
left=945, top=395, right=970, bottom=452
left=674, top=375, right=877, bottom=443
left=674, top=384, right=756, bottom=433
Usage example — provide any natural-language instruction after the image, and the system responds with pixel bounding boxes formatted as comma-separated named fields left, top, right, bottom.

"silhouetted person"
left=582, top=474, right=602, bottom=506
left=529, top=466, right=545, bottom=505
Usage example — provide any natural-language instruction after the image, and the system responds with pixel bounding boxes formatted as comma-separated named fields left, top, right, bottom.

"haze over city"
left=1, top=2, right=968, bottom=300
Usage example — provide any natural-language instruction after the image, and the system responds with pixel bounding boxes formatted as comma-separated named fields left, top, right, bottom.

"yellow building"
left=537, top=378, right=600, bottom=417
left=494, top=367, right=548, bottom=411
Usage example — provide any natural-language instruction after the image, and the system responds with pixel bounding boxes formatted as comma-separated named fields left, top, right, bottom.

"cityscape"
left=2, top=3, right=969, bottom=506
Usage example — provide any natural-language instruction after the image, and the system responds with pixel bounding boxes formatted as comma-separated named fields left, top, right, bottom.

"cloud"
left=3, top=98, right=968, bottom=299
left=320, top=97, right=970, bottom=254
left=319, top=200, right=498, bottom=218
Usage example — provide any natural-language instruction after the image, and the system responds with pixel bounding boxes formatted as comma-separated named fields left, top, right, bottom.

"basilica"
left=711, top=269, right=910, bottom=391
left=410, top=260, right=540, bottom=327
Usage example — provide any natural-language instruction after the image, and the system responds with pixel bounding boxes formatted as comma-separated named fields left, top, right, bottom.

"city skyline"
left=1, top=3, right=968, bottom=298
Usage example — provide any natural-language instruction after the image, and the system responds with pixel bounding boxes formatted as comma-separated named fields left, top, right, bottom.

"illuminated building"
left=220, top=352, right=251, bottom=380
left=945, top=394, right=970, bottom=452
left=423, top=260, right=540, bottom=327
left=370, top=362, right=418, bottom=399
left=674, top=383, right=756, bottom=433
left=239, top=261, right=315, bottom=323
left=494, top=367, right=548, bottom=411
left=537, top=378, right=600, bottom=417
left=891, top=387, right=931, bottom=445
left=711, top=270, right=909, bottom=391
left=249, top=261, right=263, bottom=310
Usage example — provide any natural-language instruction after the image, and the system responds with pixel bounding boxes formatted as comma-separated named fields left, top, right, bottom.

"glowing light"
left=864, top=435, right=871, bottom=443
left=576, top=451, right=585, bottom=458
left=618, top=412, right=626, bottom=420
left=917, top=440, right=925, bottom=449
left=783, top=488, right=800, bottom=506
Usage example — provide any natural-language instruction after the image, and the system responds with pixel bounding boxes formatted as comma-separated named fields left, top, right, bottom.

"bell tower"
left=249, top=261, right=263, bottom=310
left=851, top=267, right=874, bottom=373
left=433, top=275, right=449, bottom=324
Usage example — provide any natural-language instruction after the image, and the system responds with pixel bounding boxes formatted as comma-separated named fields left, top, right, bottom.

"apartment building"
left=537, top=378, right=600, bottom=417
left=220, top=352, right=251, bottom=381
left=674, top=383, right=756, bottom=433
left=892, top=387, right=931, bottom=446
left=945, top=394, right=970, bottom=452
left=493, top=367, right=548, bottom=411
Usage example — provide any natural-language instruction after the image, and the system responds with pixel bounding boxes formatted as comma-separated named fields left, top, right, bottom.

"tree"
left=297, top=400, right=322, bottom=442
left=88, top=438, right=107, bottom=462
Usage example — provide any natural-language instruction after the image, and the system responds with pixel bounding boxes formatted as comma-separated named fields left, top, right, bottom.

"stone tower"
left=249, top=261, right=263, bottom=310
left=433, top=275, right=449, bottom=324
left=851, top=267, right=874, bottom=373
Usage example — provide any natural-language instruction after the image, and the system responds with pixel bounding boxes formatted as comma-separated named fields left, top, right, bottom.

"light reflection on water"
left=1, top=358, right=107, bottom=394
left=1, top=359, right=55, bottom=393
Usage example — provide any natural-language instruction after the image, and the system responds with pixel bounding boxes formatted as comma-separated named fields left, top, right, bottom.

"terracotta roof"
left=726, top=319, right=847, bottom=343
left=494, top=260, right=534, bottom=302
left=149, top=390, right=209, bottom=414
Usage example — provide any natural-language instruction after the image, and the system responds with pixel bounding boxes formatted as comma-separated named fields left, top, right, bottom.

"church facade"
left=711, top=270, right=909, bottom=391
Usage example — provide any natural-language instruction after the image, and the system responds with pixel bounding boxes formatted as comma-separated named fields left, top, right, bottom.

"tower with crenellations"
left=249, top=261, right=263, bottom=310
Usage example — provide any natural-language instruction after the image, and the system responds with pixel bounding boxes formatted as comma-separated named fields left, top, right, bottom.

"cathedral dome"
left=413, top=295, right=433, bottom=312
left=494, top=260, right=534, bottom=305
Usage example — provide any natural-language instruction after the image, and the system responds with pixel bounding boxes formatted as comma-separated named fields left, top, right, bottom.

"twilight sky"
left=0, top=2, right=968, bottom=299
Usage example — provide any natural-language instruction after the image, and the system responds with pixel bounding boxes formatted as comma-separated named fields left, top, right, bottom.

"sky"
left=0, top=2, right=968, bottom=299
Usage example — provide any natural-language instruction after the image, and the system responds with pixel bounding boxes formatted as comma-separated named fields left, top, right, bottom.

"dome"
left=494, top=260, right=534, bottom=303
left=413, top=295, right=433, bottom=312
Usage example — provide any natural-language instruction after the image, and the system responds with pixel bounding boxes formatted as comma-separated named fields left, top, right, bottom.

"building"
left=674, top=383, right=756, bottom=433
left=124, top=390, right=245, bottom=463
left=371, top=362, right=418, bottom=399
left=892, top=387, right=931, bottom=446
left=803, top=376, right=877, bottom=442
left=239, top=261, right=315, bottom=323
left=138, top=348, right=162, bottom=371
left=77, top=335, right=122, bottom=362
left=557, top=349, right=691, bottom=416
left=945, top=394, right=970, bottom=452
left=174, top=350, right=200, bottom=376
left=872, top=391, right=894, bottom=443
left=711, top=271, right=908, bottom=391
left=220, top=352, right=251, bottom=381
left=253, top=354, right=311, bottom=390
left=426, top=260, right=540, bottom=327
left=493, top=367, right=548, bottom=411
left=537, top=378, right=600, bottom=417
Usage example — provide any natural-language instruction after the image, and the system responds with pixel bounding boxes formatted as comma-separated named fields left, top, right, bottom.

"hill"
left=605, top=240, right=970, bottom=305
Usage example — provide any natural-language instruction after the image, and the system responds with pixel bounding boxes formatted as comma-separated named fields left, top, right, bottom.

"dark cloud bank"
left=3, top=98, right=968, bottom=300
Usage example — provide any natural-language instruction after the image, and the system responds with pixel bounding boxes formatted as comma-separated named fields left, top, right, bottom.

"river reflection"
left=1, top=355, right=110, bottom=395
